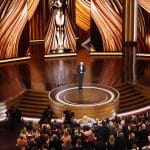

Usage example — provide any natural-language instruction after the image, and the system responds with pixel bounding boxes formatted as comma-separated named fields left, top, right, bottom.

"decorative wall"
left=0, top=0, right=150, bottom=59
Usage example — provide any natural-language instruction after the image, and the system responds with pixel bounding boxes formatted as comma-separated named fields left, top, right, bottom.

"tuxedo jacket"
left=77, top=64, right=86, bottom=75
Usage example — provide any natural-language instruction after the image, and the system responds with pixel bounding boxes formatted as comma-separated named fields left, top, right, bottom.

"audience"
left=16, top=110, right=150, bottom=150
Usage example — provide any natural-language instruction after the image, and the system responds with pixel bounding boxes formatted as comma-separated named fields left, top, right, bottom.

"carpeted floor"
left=0, top=121, right=20, bottom=150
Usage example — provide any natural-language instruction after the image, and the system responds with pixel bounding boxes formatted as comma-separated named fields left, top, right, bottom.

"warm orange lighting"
left=138, top=0, right=150, bottom=13
left=27, top=0, right=40, bottom=20
left=76, top=0, right=90, bottom=31
left=146, top=34, right=150, bottom=48
left=91, top=0, right=122, bottom=51
left=0, top=0, right=27, bottom=59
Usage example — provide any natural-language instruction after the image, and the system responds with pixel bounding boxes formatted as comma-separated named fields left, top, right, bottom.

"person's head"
left=63, top=131, right=69, bottom=136
left=130, top=132, right=135, bottom=139
left=51, top=134, right=58, bottom=140
left=80, top=62, right=84, bottom=66
left=141, top=123, right=146, bottom=129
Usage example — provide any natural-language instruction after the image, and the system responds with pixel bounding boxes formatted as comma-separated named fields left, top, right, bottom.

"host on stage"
left=77, top=61, right=86, bottom=90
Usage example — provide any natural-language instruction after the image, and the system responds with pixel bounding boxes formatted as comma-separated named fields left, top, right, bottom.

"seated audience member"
left=61, top=130, right=72, bottom=143
left=49, top=134, right=62, bottom=150
left=74, top=138, right=83, bottom=150
left=79, top=115, right=96, bottom=127
left=95, top=120, right=110, bottom=142
left=138, top=123, right=149, bottom=149
left=81, top=125, right=93, bottom=137
left=127, top=132, right=139, bottom=150
left=80, top=126, right=96, bottom=150
left=61, top=130, right=73, bottom=150
left=38, top=134, right=49, bottom=149
left=16, top=134, right=27, bottom=150
left=71, top=129, right=82, bottom=148
left=62, top=140, right=73, bottom=150
left=108, top=121, right=116, bottom=136
left=25, top=121, right=33, bottom=133
left=115, top=132, right=127, bottom=150
left=41, top=123, right=51, bottom=137
left=28, top=138, right=38, bottom=150
left=19, top=128, right=27, bottom=140
left=95, top=136, right=107, bottom=150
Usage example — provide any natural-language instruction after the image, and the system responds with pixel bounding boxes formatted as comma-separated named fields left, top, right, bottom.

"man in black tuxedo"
left=77, top=61, right=86, bottom=90
left=63, top=109, right=74, bottom=125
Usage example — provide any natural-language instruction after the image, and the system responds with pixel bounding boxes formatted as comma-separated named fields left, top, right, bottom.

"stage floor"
left=48, top=83, right=119, bottom=118
left=49, top=83, right=119, bottom=106
left=0, top=50, right=150, bottom=119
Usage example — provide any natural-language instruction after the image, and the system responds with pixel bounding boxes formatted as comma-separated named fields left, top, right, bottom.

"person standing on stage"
left=77, top=61, right=86, bottom=90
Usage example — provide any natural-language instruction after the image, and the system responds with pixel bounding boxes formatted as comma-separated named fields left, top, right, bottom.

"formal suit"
left=77, top=63, right=86, bottom=89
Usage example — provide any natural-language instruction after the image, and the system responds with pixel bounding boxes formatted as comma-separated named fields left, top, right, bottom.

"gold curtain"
left=139, top=0, right=150, bottom=13
left=27, top=0, right=40, bottom=20
left=0, top=0, right=27, bottom=59
left=91, top=0, right=122, bottom=51
left=76, top=0, right=90, bottom=31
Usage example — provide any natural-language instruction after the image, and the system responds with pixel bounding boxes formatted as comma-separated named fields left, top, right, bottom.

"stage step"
left=0, top=91, right=25, bottom=121
left=17, top=83, right=150, bottom=119
left=115, top=83, right=150, bottom=114
left=17, top=90, right=50, bottom=119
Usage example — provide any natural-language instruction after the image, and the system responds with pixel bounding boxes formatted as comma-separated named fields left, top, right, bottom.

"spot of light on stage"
left=59, top=60, right=64, bottom=68
left=56, top=60, right=66, bottom=86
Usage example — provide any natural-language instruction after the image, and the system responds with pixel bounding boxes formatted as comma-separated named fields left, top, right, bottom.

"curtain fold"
left=0, top=0, right=27, bottom=59
left=91, top=0, right=122, bottom=51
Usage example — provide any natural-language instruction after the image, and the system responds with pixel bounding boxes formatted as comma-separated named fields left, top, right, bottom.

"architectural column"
left=30, top=41, right=46, bottom=90
left=122, top=0, right=138, bottom=83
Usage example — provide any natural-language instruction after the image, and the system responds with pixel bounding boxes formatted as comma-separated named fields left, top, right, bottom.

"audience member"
left=95, top=136, right=107, bottom=150
left=40, top=106, right=54, bottom=124
left=63, top=109, right=74, bottom=125
left=16, top=111, right=150, bottom=150
left=6, top=105, right=22, bottom=131
left=49, top=134, right=62, bottom=150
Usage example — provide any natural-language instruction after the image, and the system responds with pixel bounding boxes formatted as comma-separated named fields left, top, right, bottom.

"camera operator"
left=63, top=109, right=74, bottom=125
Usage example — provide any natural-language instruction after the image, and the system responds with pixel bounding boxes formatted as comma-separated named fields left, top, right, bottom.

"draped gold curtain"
left=138, top=0, right=150, bottom=13
left=0, top=0, right=27, bottom=59
left=91, top=0, right=122, bottom=51
left=90, top=0, right=149, bottom=52
left=76, top=0, right=90, bottom=31
left=27, top=0, right=40, bottom=20
left=0, top=0, right=150, bottom=59
left=0, top=0, right=41, bottom=59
